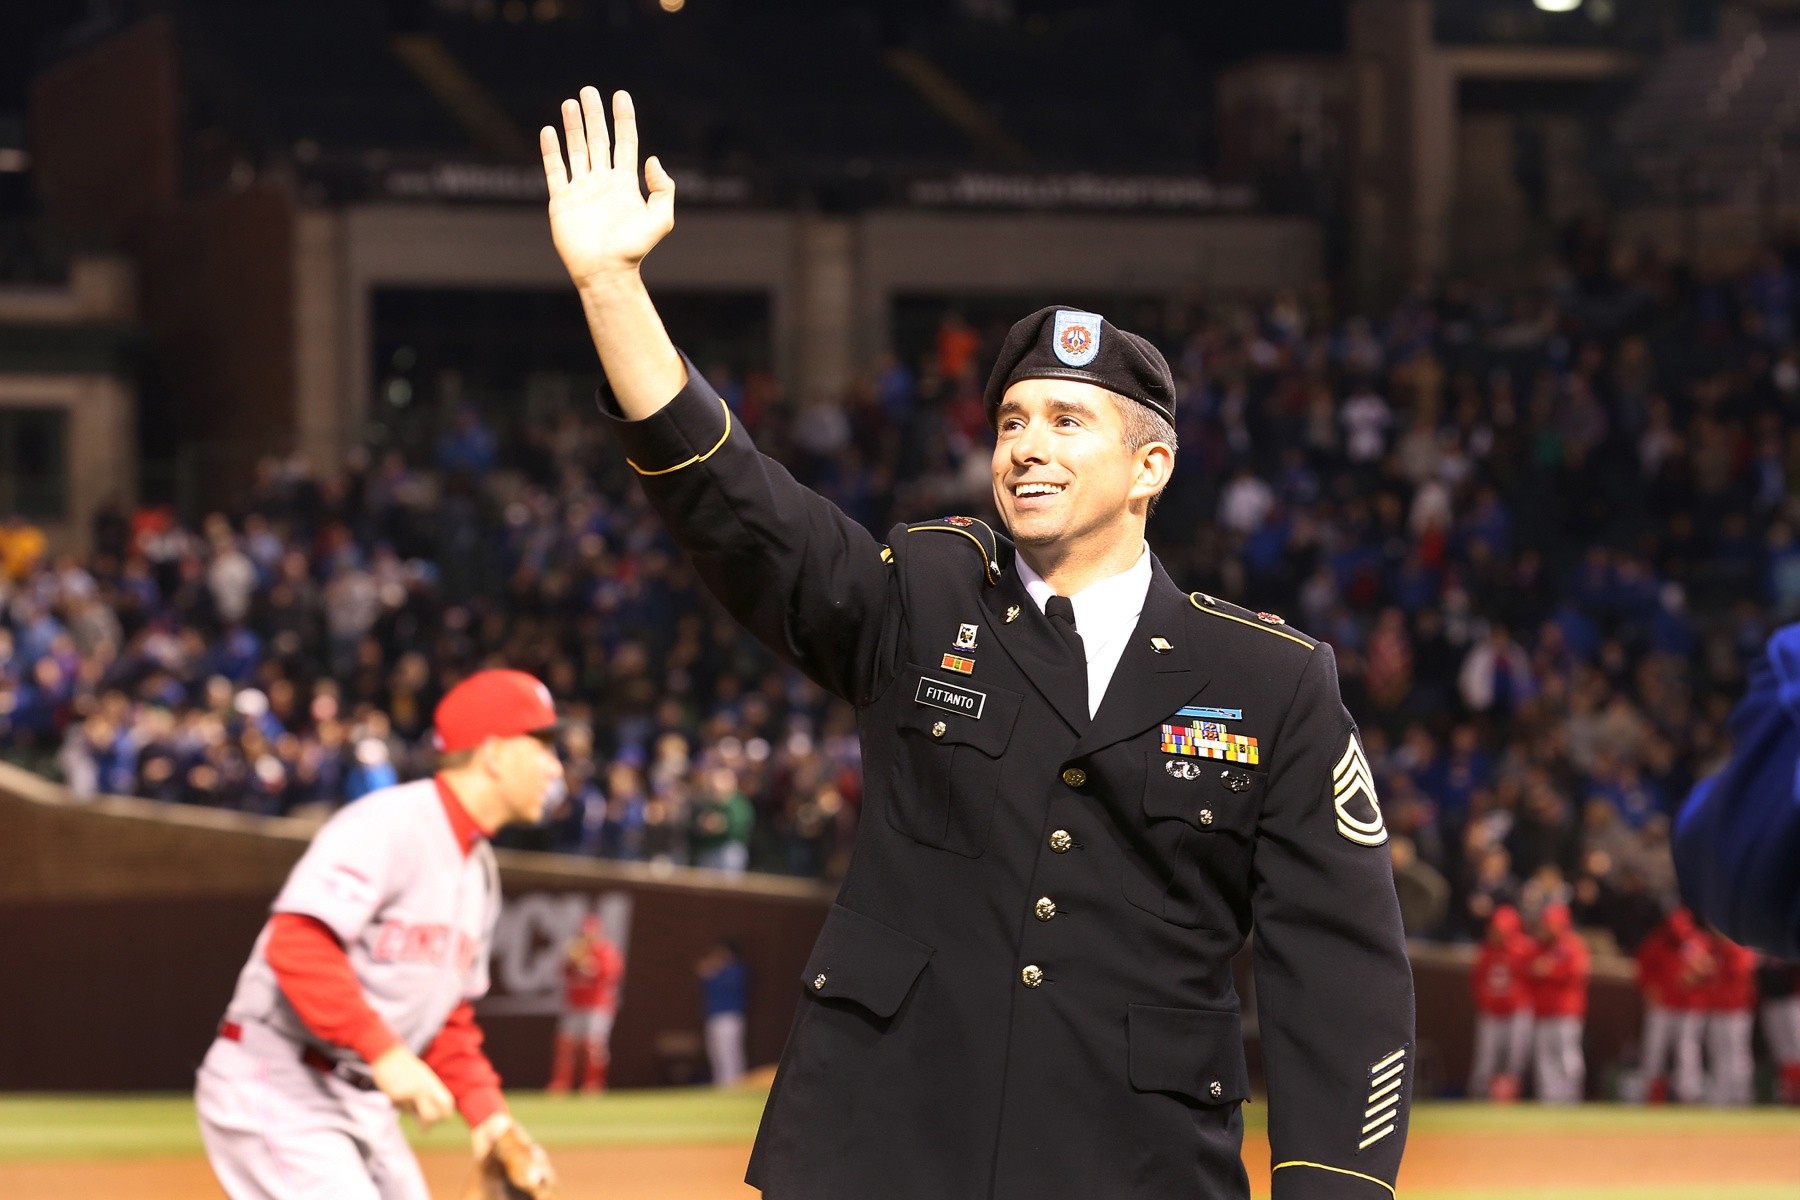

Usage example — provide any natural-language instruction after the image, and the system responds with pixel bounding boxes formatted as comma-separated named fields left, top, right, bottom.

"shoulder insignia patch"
left=906, top=516, right=1003, bottom=587
left=1188, top=593, right=1318, bottom=650
left=1333, top=734, right=1387, bottom=847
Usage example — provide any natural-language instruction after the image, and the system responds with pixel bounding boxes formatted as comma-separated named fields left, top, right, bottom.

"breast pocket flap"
left=1127, top=1003, right=1250, bottom=1105
left=800, top=904, right=935, bottom=1019
left=898, top=666, right=1022, bottom=757
left=1142, top=761, right=1264, bottom=831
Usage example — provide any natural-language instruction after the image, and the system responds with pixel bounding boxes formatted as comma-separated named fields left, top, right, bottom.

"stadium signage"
left=378, top=162, right=754, bottom=205
left=478, top=889, right=635, bottom=1016
left=905, top=171, right=1256, bottom=212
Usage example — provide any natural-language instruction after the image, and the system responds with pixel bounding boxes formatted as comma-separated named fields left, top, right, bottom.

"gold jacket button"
left=1034, top=896, right=1057, bottom=921
left=1048, top=829, right=1073, bottom=853
left=1199, top=809, right=1214, bottom=826
left=813, top=974, right=827, bottom=991
left=1020, top=964, right=1044, bottom=989
left=931, top=721, right=947, bottom=738
left=1060, top=767, right=1087, bottom=788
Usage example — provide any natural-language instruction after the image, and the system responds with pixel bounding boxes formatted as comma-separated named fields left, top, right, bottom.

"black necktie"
left=1046, top=595, right=1083, bottom=655
left=1045, top=594, right=1089, bottom=717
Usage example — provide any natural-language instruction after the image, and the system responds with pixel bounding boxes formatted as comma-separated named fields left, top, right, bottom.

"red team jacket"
left=563, top=927, right=623, bottom=1013
left=1636, top=909, right=1711, bottom=1012
left=1698, top=933, right=1758, bottom=1014
left=1527, top=906, right=1590, bottom=1019
left=1472, top=906, right=1534, bottom=1017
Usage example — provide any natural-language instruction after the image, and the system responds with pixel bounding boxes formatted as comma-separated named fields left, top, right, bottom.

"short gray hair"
left=1111, top=394, right=1177, bottom=453
left=1110, top=394, right=1177, bottom=508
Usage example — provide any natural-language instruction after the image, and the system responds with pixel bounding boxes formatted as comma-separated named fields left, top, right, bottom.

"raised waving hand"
left=541, top=87, right=675, bottom=287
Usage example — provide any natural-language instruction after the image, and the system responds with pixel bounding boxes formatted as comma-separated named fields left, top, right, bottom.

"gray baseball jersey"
left=223, top=777, right=501, bottom=1054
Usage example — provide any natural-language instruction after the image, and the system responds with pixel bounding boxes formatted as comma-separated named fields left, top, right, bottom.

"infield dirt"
left=4, top=1125, right=1799, bottom=1199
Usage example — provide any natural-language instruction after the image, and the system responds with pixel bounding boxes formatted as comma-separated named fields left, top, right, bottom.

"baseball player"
left=195, top=669, right=563, bottom=1199
left=1526, top=903, right=1590, bottom=1104
left=1701, top=929, right=1757, bottom=1105
left=1468, top=904, right=1534, bottom=1101
left=1756, top=958, right=1800, bottom=1103
left=542, top=89, right=1413, bottom=1199
left=1634, top=906, right=1708, bottom=1104
left=547, top=915, right=624, bottom=1094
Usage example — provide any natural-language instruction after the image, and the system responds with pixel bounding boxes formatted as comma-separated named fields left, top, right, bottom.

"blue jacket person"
left=541, top=87, right=1415, bottom=1200
left=1675, top=623, right=1800, bottom=959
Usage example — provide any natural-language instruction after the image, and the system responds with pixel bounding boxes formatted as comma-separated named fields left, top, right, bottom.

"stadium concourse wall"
left=0, top=762, right=1642, bottom=1098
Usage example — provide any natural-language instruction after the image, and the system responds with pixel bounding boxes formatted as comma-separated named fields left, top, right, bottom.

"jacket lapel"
left=979, top=554, right=1091, bottom=734
left=1069, top=561, right=1210, bottom=759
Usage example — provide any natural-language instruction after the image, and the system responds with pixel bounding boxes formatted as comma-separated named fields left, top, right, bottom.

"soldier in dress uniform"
left=540, top=87, right=1414, bottom=1200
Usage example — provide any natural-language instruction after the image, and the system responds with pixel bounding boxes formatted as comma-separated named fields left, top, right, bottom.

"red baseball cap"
left=434, top=669, right=563, bottom=753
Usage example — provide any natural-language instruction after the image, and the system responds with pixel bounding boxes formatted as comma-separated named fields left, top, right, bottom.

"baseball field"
left=1, top=1091, right=1796, bottom=1199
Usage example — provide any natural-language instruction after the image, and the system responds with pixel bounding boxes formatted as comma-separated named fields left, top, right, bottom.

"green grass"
left=0, top=1089, right=769, bottom=1161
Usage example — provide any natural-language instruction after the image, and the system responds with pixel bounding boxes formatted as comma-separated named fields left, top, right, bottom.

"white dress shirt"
left=1017, top=543, right=1152, bottom=719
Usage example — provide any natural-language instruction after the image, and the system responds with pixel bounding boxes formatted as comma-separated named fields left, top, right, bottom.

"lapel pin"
left=1004, top=605, right=1021, bottom=623
left=955, top=623, right=980, bottom=650
left=1150, top=637, right=1173, bottom=654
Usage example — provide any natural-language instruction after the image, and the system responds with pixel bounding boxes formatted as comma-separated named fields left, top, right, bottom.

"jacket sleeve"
left=598, top=356, right=901, bottom=706
left=1674, top=622, right=1800, bottom=958
left=1252, top=644, right=1414, bottom=1200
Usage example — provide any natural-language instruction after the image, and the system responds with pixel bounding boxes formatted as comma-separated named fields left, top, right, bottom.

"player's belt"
left=218, top=1019, right=378, bottom=1092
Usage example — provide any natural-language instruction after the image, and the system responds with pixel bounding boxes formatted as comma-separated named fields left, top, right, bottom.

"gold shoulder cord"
left=1188, top=594, right=1316, bottom=650
left=626, top=394, right=734, bottom=477
left=906, top=524, right=1002, bottom=586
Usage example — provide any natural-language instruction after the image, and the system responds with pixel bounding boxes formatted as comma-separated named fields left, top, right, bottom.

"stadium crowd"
left=3, top=235, right=1799, bottom=968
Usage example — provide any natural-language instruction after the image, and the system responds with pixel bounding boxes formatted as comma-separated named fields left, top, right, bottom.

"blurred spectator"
left=1390, top=835, right=1449, bottom=936
left=0, top=515, right=46, bottom=581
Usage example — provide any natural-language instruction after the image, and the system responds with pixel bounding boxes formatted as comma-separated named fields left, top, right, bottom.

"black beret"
left=983, top=305, right=1177, bottom=426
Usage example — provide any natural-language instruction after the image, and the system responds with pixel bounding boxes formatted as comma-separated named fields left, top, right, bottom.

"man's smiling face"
left=991, top=378, right=1146, bottom=552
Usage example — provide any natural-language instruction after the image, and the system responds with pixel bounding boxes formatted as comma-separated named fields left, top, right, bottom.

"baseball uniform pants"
left=705, top=1011, right=746, bottom=1087
left=1468, top=1011, right=1533, bottom=1098
left=1532, top=1016, right=1585, bottom=1104
left=1705, top=1011, right=1755, bottom=1106
left=1761, top=995, right=1800, bottom=1068
left=1640, top=1005, right=1705, bottom=1103
left=196, top=1021, right=430, bottom=1200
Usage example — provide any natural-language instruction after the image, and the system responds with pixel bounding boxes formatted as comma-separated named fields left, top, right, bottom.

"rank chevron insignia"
left=1332, top=734, right=1387, bottom=847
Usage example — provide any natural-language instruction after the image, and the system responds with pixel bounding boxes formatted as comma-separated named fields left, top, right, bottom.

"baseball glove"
left=464, top=1122, right=558, bottom=1200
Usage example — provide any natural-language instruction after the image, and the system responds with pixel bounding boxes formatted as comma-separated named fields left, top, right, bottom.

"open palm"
left=541, top=88, right=675, bottom=286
